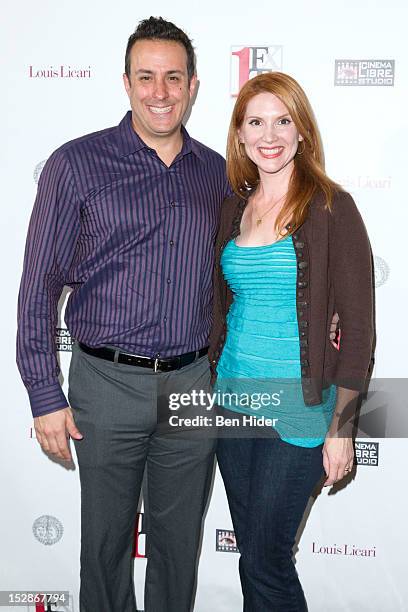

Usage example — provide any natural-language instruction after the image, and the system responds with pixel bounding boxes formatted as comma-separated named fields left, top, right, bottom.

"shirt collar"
left=117, top=111, right=205, bottom=162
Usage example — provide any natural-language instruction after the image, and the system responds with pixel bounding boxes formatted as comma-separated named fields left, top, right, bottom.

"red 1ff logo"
left=133, top=512, right=146, bottom=558
left=230, top=46, right=283, bottom=96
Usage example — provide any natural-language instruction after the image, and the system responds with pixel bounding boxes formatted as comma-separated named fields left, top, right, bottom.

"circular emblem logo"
left=374, top=255, right=390, bottom=288
left=33, top=515, right=64, bottom=545
left=33, top=159, right=47, bottom=184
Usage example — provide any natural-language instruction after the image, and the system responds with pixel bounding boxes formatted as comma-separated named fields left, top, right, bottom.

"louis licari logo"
left=230, top=45, right=283, bottom=96
left=312, top=541, right=376, bottom=557
left=373, top=255, right=390, bottom=288
left=33, top=515, right=64, bottom=545
left=29, top=65, right=92, bottom=79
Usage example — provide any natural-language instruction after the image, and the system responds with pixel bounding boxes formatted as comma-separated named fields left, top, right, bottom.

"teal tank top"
left=215, top=236, right=336, bottom=447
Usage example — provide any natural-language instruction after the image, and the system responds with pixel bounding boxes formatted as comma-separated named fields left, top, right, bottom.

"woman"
left=208, top=72, right=374, bottom=611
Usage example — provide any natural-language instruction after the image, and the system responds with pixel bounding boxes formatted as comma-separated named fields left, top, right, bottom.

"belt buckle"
left=154, top=358, right=160, bottom=373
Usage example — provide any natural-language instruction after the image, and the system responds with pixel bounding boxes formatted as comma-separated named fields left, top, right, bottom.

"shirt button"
left=164, top=316, right=168, bottom=322
left=167, top=278, right=171, bottom=284
left=170, top=240, right=174, bottom=246
left=170, top=202, right=176, bottom=208
left=156, top=353, right=161, bottom=358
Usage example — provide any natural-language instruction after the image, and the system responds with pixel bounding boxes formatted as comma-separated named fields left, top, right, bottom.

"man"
left=17, top=17, right=229, bottom=612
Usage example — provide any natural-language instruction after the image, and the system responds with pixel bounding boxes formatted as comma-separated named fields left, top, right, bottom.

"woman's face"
left=238, top=92, right=303, bottom=179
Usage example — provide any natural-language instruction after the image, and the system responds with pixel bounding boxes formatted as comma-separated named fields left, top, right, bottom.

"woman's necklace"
left=252, top=193, right=286, bottom=227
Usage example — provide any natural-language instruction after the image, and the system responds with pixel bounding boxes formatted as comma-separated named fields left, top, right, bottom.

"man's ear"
left=189, top=74, right=198, bottom=98
left=123, top=73, right=131, bottom=96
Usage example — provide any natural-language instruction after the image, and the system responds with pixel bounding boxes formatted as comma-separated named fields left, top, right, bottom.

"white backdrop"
left=2, top=1, right=407, bottom=611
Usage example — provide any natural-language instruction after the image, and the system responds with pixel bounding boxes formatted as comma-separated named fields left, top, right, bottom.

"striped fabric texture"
left=17, top=112, right=231, bottom=416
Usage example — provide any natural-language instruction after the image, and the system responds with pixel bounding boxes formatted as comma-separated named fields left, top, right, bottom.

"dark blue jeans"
left=217, top=436, right=325, bottom=611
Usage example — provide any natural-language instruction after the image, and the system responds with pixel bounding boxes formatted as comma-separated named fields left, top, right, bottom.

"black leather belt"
left=78, top=342, right=209, bottom=372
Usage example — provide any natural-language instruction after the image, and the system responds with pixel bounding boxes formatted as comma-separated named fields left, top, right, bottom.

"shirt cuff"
left=28, top=383, right=69, bottom=418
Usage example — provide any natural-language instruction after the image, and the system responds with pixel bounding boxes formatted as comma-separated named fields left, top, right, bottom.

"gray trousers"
left=68, top=343, right=216, bottom=612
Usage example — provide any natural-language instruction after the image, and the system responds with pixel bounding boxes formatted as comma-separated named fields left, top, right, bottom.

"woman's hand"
left=322, top=436, right=354, bottom=486
left=322, top=387, right=359, bottom=486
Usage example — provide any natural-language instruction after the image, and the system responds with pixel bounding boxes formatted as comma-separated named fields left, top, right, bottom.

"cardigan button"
left=298, top=291, right=304, bottom=298
left=299, top=339, right=308, bottom=347
left=298, top=272, right=304, bottom=278
left=301, top=359, right=309, bottom=366
left=298, top=311, right=304, bottom=317
left=294, top=241, right=304, bottom=249
left=298, top=261, right=308, bottom=269
left=301, top=368, right=308, bottom=376
left=299, top=320, right=308, bottom=328
left=298, top=301, right=308, bottom=307
left=298, top=281, right=308, bottom=288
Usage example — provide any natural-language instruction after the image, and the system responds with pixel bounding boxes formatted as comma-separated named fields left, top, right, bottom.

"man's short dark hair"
left=125, top=16, right=196, bottom=83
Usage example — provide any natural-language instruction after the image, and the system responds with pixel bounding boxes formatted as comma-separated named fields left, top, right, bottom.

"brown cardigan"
left=208, top=190, right=375, bottom=405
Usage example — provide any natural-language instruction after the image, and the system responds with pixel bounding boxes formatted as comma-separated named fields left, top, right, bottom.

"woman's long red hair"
left=227, top=72, right=342, bottom=234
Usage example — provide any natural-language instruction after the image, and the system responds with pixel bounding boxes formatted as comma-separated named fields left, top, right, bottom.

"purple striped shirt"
left=17, top=111, right=231, bottom=417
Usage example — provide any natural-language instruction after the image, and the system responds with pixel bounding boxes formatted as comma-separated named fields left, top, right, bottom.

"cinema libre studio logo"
left=230, top=45, right=283, bottom=96
left=355, top=441, right=379, bottom=466
left=334, top=60, right=395, bottom=86
left=216, top=529, right=238, bottom=553
left=56, top=328, right=74, bottom=352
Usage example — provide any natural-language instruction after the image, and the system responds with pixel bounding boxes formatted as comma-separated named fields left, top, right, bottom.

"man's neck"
left=131, top=118, right=184, bottom=167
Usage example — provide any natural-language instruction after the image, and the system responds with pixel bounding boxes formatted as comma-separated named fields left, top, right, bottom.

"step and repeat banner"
left=2, top=1, right=407, bottom=611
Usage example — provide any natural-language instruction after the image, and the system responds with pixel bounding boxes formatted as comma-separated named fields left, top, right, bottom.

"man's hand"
left=330, top=312, right=340, bottom=347
left=34, top=407, right=83, bottom=462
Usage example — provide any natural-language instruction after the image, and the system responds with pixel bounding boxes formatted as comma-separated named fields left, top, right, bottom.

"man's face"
left=123, top=39, right=197, bottom=145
